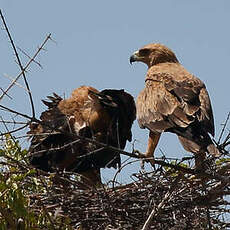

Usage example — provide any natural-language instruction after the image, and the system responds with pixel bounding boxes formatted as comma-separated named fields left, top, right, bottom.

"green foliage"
left=163, top=160, right=189, bottom=177
left=216, top=157, right=230, bottom=165
left=0, top=135, right=73, bottom=230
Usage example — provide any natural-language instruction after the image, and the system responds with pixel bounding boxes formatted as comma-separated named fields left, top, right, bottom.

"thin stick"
left=0, top=32, right=51, bottom=101
left=0, top=87, right=12, bottom=99
left=3, top=73, right=31, bottom=93
left=0, top=104, right=33, bottom=120
left=217, top=112, right=230, bottom=144
left=0, top=124, right=28, bottom=136
left=141, top=175, right=181, bottom=230
left=0, top=9, right=35, bottom=118
left=0, top=120, right=27, bottom=125
left=0, top=116, right=22, bottom=154
left=17, top=46, right=42, bottom=68
left=0, top=11, right=51, bottom=105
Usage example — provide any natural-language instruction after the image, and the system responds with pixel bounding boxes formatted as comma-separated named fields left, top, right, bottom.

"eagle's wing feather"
left=28, top=86, right=136, bottom=183
left=163, top=73, right=214, bottom=136
left=137, top=63, right=215, bottom=136
left=199, top=87, right=215, bottom=136
left=137, top=81, right=179, bottom=132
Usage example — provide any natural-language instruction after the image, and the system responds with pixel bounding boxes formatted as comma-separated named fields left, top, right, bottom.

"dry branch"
left=141, top=175, right=181, bottom=230
left=0, top=9, right=35, bottom=117
left=0, top=10, right=51, bottom=104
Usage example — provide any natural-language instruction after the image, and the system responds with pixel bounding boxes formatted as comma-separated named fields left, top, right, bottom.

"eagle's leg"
left=143, top=131, right=161, bottom=167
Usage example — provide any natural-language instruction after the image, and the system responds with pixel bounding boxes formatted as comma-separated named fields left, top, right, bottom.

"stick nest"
left=27, top=159, right=230, bottom=230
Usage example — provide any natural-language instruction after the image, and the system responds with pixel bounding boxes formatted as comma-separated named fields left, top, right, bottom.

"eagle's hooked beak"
left=129, top=51, right=140, bottom=65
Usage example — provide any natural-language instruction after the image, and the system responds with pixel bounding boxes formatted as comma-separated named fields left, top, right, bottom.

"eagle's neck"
left=149, top=52, right=179, bottom=67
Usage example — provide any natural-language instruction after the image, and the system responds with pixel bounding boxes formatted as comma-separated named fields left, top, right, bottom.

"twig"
left=0, top=13, right=51, bottom=104
left=141, top=175, right=181, bottom=230
left=217, top=112, right=230, bottom=144
left=0, top=116, right=22, bottom=155
left=0, top=206, right=17, bottom=229
left=0, top=104, right=34, bottom=120
left=111, top=158, right=139, bottom=189
left=0, top=31, right=51, bottom=101
left=0, top=123, right=28, bottom=136
left=0, top=120, right=27, bottom=125
left=3, top=73, right=32, bottom=93
left=0, top=87, right=12, bottom=99
left=0, top=9, right=35, bottom=118
left=16, top=46, right=43, bottom=68
left=38, top=198, right=56, bottom=229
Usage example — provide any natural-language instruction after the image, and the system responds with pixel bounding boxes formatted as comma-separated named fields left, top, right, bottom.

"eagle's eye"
left=139, top=48, right=150, bottom=56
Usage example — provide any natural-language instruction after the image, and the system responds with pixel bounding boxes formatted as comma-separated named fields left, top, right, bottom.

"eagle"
left=28, top=86, right=136, bottom=186
left=130, top=43, right=219, bottom=168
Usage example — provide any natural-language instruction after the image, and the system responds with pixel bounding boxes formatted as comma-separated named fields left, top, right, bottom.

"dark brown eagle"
left=28, top=86, right=136, bottom=186
left=130, top=43, right=219, bottom=167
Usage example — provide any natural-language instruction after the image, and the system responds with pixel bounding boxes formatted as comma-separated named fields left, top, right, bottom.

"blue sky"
left=1, top=1, right=230, bottom=183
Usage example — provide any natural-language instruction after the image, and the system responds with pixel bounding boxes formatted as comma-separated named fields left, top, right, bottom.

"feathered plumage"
left=130, top=43, right=219, bottom=167
left=28, top=86, right=136, bottom=186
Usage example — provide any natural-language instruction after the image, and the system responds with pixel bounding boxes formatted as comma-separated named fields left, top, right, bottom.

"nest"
left=27, top=160, right=230, bottom=230
left=1, top=131, right=230, bottom=229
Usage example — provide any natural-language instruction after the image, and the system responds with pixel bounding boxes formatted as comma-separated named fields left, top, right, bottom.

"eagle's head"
left=130, top=43, right=179, bottom=68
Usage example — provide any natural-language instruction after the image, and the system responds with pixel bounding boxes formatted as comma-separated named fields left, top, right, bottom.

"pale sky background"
left=1, top=1, right=230, bottom=183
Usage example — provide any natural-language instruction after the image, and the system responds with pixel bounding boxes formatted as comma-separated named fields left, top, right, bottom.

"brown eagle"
left=130, top=43, right=219, bottom=167
left=28, top=86, right=136, bottom=186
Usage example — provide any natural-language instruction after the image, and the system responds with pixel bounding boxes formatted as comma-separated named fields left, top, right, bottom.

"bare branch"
left=3, top=73, right=32, bottom=93
left=0, top=9, right=35, bottom=118
left=16, top=46, right=43, bottom=68
left=218, top=112, right=230, bottom=144
left=0, top=27, right=51, bottom=104
left=0, top=123, right=28, bottom=136
left=141, top=175, right=181, bottom=230
left=0, top=87, right=12, bottom=99
left=0, top=104, right=33, bottom=120
left=0, top=120, right=27, bottom=125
